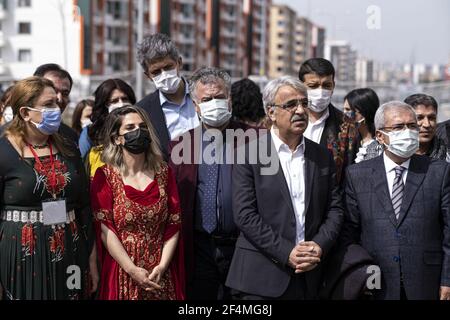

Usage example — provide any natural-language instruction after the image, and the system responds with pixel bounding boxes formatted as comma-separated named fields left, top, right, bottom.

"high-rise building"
left=0, top=0, right=151, bottom=99
left=244, top=0, right=271, bottom=76
left=294, top=16, right=314, bottom=72
left=312, top=25, right=325, bottom=58
left=268, top=4, right=297, bottom=78
left=325, top=40, right=357, bottom=83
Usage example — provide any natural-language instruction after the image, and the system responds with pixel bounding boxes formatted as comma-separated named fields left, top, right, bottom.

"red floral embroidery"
left=49, top=228, right=65, bottom=262
left=33, top=157, right=68, bottom=196
left=21, top=224, right=36, bottom=257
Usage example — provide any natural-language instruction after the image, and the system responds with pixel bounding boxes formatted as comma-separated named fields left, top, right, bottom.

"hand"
left=128, top=266, right=156, bottom=290
left=288, top=244, right=321, bottom=271
left=298, top=241, right=323, bottom=258
left=440, top=286, right=450, bottom=300
left=147, top=265, right=166, bottom=290
left=88, top=246, right=99, bottom=294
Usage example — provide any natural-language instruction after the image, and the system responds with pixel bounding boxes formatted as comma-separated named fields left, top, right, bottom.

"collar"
left=159, top=77, right=189, bottom=106
left=271, top=129, right=305, bottom=154
left=309, top=107, right=330, bottom=126
left=383, top=152, right=411, bottom=173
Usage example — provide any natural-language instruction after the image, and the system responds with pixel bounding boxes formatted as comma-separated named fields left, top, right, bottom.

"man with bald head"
left=341, top=101, right=450, bottom=300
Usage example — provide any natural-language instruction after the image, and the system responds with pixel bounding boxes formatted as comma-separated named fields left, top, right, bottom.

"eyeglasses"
left=271, top=99, right=310, bottom=111
left=380, top=123, right=420, bottom=132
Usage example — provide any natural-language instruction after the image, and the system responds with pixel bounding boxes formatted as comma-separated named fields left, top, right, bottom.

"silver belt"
left=0, top=210, right=76, bottom=224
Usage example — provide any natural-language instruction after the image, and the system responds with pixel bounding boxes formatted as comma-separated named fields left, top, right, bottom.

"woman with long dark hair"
left=343, top=88, right=383, bottom=163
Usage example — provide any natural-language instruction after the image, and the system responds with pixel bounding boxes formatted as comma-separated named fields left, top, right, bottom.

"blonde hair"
left=3, top=76, right=74, bottom=157
left=101, top=105, right=164, bottom=173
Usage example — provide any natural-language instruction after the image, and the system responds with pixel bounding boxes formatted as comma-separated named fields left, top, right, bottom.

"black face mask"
left=122, top=128, right=151, bottom=154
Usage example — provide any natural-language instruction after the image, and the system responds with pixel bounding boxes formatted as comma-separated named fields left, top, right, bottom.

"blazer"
left=168, top=120, right=250, bottom=282
left=137, top=90, right=171, bottom=159
left=320, top=244, right=377, bottom=300
left=225, top=132, right=344, bottom=298
left=341, top=154, right=450, bottom=300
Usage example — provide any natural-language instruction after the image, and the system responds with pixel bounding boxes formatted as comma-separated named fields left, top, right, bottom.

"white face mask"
left=108, top=101, right=129, bottom=114
left=307, top=88, right=333, bottom=113
left=380, top=128, right=419, bottom=159
left=198, top=99, right=232, bottom=128
left=81, top=118, right=92, bottom=128
left=3, top=106, right=13, bottom=123
left=153, top=68, right=182, bottom=94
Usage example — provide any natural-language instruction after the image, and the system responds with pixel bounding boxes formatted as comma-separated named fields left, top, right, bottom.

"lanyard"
left=27, top=141, right=57, bottom=199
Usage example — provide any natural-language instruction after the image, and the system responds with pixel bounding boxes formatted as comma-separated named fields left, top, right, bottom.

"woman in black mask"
left=90, top=105, right=185, bottom=300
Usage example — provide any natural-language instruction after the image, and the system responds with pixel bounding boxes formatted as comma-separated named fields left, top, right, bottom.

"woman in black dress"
left=0, top=77, right=96, bottom=300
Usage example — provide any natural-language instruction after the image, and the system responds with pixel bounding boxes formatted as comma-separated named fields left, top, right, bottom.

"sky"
left=273, top=0, right=450, bottom=65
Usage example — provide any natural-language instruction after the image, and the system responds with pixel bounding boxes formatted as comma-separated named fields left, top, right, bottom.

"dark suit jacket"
left=342, top=154, right=450, bottom=300
left=320, top=104, right=358, bottom=184
left=137, top=90, right=171, bottom=159
left=168, top=120, right=251, bottom=283
left=436, top=119, right=450, bottom=147
left=320, top=244, right=377, bottom=300
left=225, top=133, right=344, bottom=298
left=59, top=123, right=79, bottom=147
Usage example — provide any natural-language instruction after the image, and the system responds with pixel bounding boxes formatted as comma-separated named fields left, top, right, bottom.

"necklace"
left=26, top=141, right=49, bottom=149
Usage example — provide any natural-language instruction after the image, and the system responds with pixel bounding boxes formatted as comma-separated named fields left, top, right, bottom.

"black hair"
left=231, top=78, right=265, bottom=124
left=404, top=93, right=438, bottom=113
left=344, top=88, right=380, bottom=136
left=298, top=58, right=335, bottom=82
left=88, top=79, right=136, bottom=146
left=33, top=63, right=73, bottom=89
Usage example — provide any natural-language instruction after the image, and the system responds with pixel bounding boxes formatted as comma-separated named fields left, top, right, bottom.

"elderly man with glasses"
left=341, top=101, right=450, bottom=300
left=225, top=76, right=344, bottom=300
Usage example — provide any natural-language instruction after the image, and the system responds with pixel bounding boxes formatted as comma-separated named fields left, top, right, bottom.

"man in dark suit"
left=436, top=119, right=450, bottom=148
left=342, top=101, right=450, bottom=300
left=33, top=64, right=79, bottom=146
left=404, top=94, right=448, bottom=161
left=225, top=76, right=344, bottom=299
left=299, top=58, right=358, bottom=183
left=136, top=33, right=199, bottom=158
left=169, top=67, right=250, bottom=300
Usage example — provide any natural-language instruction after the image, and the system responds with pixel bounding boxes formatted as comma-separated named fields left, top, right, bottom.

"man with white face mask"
left=137, top=33, right=199, bottom=158
left=299, top=58, right=357, bottom=183
left=341, top=101, right=450, bottom=300
left=168, top=67, right=250, bottom=300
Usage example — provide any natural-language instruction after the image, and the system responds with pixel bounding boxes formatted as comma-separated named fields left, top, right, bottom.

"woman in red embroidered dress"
left=90, top=105, right=184, bottom=300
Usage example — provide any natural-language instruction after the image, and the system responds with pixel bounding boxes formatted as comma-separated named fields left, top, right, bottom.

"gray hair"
left=136, top=33, right=180, bottom=71
left=262, top=76, right=308, bottom=114
left=374, top=101, right=417, bottom=130
left=188, top=67, right=231, bottom=103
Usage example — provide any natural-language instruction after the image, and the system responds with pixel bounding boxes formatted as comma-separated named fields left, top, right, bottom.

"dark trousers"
left=236, top=274, right=307, bottom=300
left=188, top=232, right=236, bottom=300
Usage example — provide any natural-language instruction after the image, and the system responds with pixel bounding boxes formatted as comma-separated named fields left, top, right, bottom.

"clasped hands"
left=128, top=265, right=165, bottom=291
left=288, top=241, right=323, bottom=273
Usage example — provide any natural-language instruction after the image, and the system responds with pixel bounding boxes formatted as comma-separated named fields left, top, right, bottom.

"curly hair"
left=231, top=78, right=265, bottom=124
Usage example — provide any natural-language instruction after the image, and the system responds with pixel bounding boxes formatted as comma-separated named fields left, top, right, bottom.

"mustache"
left=291, top=114, right=307, bottom=123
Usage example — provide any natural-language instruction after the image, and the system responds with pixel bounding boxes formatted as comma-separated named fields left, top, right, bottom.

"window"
left=18, top=22, right=31, bottom=34
left=18, top=49, right=31, bottom=62
left=18, top=0, right=31, bottom=7
left=1, top=0, right=8, bottom=10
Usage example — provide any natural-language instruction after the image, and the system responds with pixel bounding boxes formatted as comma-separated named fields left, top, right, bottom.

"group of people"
left=0, top=32, right=449, bottom=300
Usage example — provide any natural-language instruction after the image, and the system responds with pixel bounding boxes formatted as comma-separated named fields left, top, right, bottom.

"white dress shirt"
left=271, top=130, right=306, bottom=244
left=383, top=152, right=410, bottom=197
left=160, top=78, right=200, bottom=140
left=304, top=107, right=330, bottom=144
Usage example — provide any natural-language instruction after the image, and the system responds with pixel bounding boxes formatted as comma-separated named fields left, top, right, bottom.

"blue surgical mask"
left=28, top=107, right=62, bottom=135
left=344, top=110, right=355, bottom=120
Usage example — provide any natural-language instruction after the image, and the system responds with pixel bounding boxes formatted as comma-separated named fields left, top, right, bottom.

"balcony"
left=175, top=33, right=195, bottom=45
left=221, top=28, right=236, bottom=38
left=177, top=13, right=195, bottom=25
left=221, top=11, right=236, bottom=22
